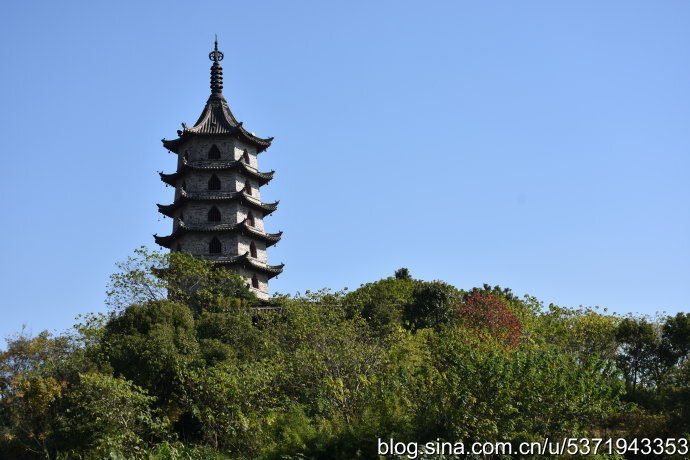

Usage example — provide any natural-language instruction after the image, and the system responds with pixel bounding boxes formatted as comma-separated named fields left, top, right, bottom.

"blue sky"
left=1, top=1, right=688, bottom=341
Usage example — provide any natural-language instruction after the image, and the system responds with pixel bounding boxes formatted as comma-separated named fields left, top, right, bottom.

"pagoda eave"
left=239, top=224, right=283, bottom=247
left=211, top=253, right=284, bottom=278
left=162, top=129, right=272, bottom=154
left=159, top=161, right=275, bottom=186
left=156, top=192, right=279, bottom=218
left=159, top=172, right=178, bottom=186
left=153, top=221, right=282, bottom=248
left=156, top=203, right=176, bottom=218
left=153, top=233, right=175, bottom=247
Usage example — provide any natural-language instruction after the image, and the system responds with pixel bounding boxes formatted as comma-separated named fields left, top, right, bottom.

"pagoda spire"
left=209, top=37, right=224, bottom=97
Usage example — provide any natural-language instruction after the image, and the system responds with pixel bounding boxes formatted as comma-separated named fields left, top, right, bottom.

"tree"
left=102, top=299, right=200, bottom=408
left=470, top=283, right=519, bottom=302
left=0, top=373, right=66, bottom=457
left=394, top=268, right=411, bottom=280
left=403, top=281, right=462, bottom=330
left=265, top=295, right=388, bottom=424
left=106, top=247, right=255, bottom=312
left=456, top=292, right=522, bottom=347
left=663, top=312, right=690, bottom=365
left=56, top=372, right=169, bottom=457
left=183, top=362, right=275, bottom=454
left=195, top=302, right=268, bottom=363
left=414, top=333, right=623, bottom=443
left=0, top=331, right=75, bottom=458
left=343, top=276, right=418, bottom=333
left=616, top=317, right=670, bottom=390
left=537, top=305, right=620, bottom=360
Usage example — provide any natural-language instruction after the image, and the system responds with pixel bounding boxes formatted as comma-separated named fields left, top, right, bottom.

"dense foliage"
left=1, top=250, right=688, bottom=459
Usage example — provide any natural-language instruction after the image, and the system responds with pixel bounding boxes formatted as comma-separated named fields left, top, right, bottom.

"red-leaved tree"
left=456, top=292, right=522, bottom=347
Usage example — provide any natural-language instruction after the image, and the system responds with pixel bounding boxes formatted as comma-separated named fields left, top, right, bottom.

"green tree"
left=663, top=312, right=690, bottom=365
left=195, top=302, right=268, bottom=364
left=265, top=295, right=389, bottom=424
left=616, top=317, right=669, bottom=390
left=106, top=247, right=255, bottom=312
left=403, top=281, right=462, bottom=330
left=102, top=299, right=201, bottom=409
left=184, top=362, right=275, bottom=454
left=394, top=267, right=411, bottom=280
left=56, top=372, right=169, bottom=457
left=343, top=275, right=418, bottom=333
left=414, top=331, right=622, bottom=444
left=0, top=332, right=75, bottom=458
left=537, top=304, right=620, bottom=360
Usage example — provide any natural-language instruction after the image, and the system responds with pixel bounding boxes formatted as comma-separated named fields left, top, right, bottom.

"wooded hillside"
left=1, top=250, right=688, bottom=459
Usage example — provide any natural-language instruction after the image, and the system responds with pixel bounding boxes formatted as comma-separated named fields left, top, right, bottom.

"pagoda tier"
left=160, top=159, right=275, bottom=187
left=207, top=252, right=285, bottom=279
left=162, top=95, right=273, bottom=154
left=157, top=190, right=279, bottom=218
left=154, top=218, right=283, bottom=248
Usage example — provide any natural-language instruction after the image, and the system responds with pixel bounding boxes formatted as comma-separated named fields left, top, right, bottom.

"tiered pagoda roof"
left=154, top=218, right=283, bottom=248
left=156, top=189, right=279, bottom=217
left=159, top=159, right=275, bottom=186
left=162, top=94, right=273, bottom=153
left=207, top=252, right=285, bottom=277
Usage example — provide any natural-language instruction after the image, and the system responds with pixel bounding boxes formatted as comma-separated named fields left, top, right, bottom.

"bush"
left=57, top=373, right=169, bottom=457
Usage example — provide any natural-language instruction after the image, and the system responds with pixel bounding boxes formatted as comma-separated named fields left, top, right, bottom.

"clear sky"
left=1, top=1, right=688, bottom=341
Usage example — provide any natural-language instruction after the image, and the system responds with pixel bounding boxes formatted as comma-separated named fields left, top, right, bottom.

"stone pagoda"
left=154, top=40, right=283, bottom=300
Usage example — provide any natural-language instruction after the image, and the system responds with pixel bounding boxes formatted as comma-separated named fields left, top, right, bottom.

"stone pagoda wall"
left=167, top=136, right=272, bottom=299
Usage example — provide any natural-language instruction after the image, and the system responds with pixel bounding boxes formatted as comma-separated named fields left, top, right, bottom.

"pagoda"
left=155, top=40, right=284, bottom=300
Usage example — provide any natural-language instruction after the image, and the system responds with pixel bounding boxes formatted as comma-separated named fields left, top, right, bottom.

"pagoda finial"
left=209, top=36, right=224, bottom=96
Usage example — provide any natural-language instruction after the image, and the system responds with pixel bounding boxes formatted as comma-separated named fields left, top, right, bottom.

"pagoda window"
left=208, top=144, right=221, bottom=160
left=242, top=150, right=250, bottom=164
left=181, top=181, right=187, bottom=191
left=184, top=151, right=189, bottom=162
left=208, top=206, right=221, bottom=222
left=209, top=237, right=222, bottom=254
left=179, top=212, right=184, bottom=222
left=247, top=212, right=255, bottom=227
left=251, top=275, right=259, bottom=289
left=250, top=242, right=257, bottom=258
left=176, top=244, right=182, bottom=252
left=244, top=180, right=252, bottom=195
left=208, top=174, right=221, bottom=190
